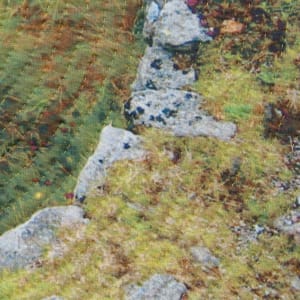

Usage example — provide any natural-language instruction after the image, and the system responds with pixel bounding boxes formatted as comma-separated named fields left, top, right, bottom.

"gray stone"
left=0, top=206, right=88, bottom=270
left=125, top=89, right=236, bottom=140
left=74, top=125, right=145, bottom=202
left=291, top=276, right=300, bottom=291
left=42, top=296, right=64, bottom=300
left=125, top=274, right=187, bottom=300
left=190, top=246, right=220, bottom=268
left=143, top=1, right=161, bottom=39
left=274, top=209, right=300, bottom=244
left=295, top=195, right=300, bottom=208
left=153, top=0, right=211, bottom=51
left=131, top=46, right=196, bottom=91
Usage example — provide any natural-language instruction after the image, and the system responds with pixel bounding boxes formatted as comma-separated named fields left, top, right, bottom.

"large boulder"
left=153, top=0, right=211, bottom=51
left=125, top=89, right=236, bottom=140
left=0, top=206, right=88, bottom=270
left=125, top=274, right=187, bottom=300
left=74, top=125, right=145, bottom=202
left=131, top=46, right=196, bottom=91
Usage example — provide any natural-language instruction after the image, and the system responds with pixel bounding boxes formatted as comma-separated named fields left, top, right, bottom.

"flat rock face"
left=126, top=0, right=237, bottom=141
left=126, top=274, right=187, bottom=300
left=131, top=46, right=196, bottom=91
left=0, top=206, right=88, bottom=270
left=125, top=89, right=236, bottom=140
left=153, top=0, right=211, bottom=50
left=74, top=125, right=145, bottom=202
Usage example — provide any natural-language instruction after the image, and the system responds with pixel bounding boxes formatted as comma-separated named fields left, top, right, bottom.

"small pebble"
left=291, top=276, right=300, bottom=291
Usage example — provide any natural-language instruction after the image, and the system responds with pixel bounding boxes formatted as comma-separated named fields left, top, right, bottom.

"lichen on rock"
left=126, top=89, right=236, bottom=140
left=74, top=125, right=146, bottom=202
left=0, top=206, right=88, bottom=270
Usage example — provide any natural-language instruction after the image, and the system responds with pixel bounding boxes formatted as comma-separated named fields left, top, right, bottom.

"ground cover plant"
left=0, top=0, right=299, bottom=299
left=0, top=0, right=144, bottom=232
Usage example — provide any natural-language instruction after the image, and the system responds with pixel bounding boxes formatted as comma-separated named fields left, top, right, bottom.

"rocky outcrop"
left=0, top=206, right=88, bottom=270
left=125, top=274, right=187, bottom=300
left=131, top=46, right=196, bottom=91
left=126, top=89, right=236, bottom=140
left=153, top=0, right=211, bottom=51
left=143, top=0, right=211, bottom=50
left=126, top=0, right=236, bottom=140
left=74, top=125, right=146, bottom=202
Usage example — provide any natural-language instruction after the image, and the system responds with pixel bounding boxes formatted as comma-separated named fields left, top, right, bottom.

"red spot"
left=44, top=180, right=52, bottom=186
left=60, top=127, right=69, bottom=133
left=41, top=141, right=49, bottom=147
left=186, top=0, right=199, bottom=7
left=64, top=192, right=74, bottom=199
left=30, top=145, right=38, bottom=151
left=32, top=178, right=40, bottom=183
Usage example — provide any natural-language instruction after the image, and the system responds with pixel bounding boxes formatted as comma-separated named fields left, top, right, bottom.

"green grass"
left=0, top=0, right=144, bottom=232
left=0, top=0, right=299, bottom=299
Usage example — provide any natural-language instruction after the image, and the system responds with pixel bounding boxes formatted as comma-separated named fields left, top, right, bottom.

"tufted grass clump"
left=0, top=125, right=298, bottom=299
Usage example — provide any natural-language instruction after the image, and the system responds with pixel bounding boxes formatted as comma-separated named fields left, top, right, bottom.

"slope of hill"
left=0, top=0, right=299, bottom=299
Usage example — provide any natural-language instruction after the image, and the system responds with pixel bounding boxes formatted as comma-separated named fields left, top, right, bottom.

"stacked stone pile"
left=0, top=0, right=235, bottom=296
left=125, top=0, right=237, bottom=141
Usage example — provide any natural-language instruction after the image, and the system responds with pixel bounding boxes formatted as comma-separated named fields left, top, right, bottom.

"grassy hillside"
left=0, top=0, right=299, bottom=299
left=0, top=0, right=143, bottom=232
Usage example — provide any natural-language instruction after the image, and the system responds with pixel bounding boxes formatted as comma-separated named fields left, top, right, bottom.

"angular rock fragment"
left=0, top=206, right=88, bottom=270
left=190, top=246, right=220, bottom=269
left=131, top=46, right=196, bottom=91
left=74, top=125, right=145, bottom=202
left=125, top=274, right=187, bottom=300
left=291, top=276, right=300, bottom=291
left=153, top=0, right=211, bottom=51
left=125, top=89, right=236, bottom=140
left=143, top=1, right=161, bottom=39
